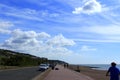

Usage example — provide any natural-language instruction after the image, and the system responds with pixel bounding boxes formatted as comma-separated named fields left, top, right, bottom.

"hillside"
left=0, top=49, right=48, bottom=66
left=0, top=49, right=67, bottom=67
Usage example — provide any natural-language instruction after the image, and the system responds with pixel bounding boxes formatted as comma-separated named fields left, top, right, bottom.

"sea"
left=80, top=64, right=120, bottom=70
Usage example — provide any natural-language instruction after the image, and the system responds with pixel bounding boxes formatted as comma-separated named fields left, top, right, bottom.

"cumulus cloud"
left=0, top=21, right=14, bottom=34
left=1, top=29, right=46, bottom=50
left=0, top=30, right=75, bottom=59
left=47, top=34, right=75, bottom=46
left=80, top=45, right=97, bottom=51
left=11, top=29, right=50, bottom=39
left=38, top=32, right=51, bottom=38
left=2, top=29, right=50, bottom=48
left=72, top=0, right=102, bottom=14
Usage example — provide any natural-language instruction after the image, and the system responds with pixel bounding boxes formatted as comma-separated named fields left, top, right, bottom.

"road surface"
left=0, top=67, right=41, bottom=80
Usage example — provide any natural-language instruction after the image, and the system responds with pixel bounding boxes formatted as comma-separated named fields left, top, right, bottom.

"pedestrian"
left=51, top=64, right=55, bottom=70
left=66, top=63, right=69, bottom=68
left=64, top=64, right=66, bottom=68
left=106, top=62, right=120, bottom=80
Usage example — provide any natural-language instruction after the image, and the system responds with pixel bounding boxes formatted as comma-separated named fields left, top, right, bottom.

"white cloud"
left=12, top=29, right=37, bottom=38
left=11, top=29, right=50, bottom=39
left=81, top=26, right=120, bottom=35
left=41, top=46, right=73, bottom=60
left=72, top=0, right=102, bottom=14
left=1, top=29, right=50, bottom=49
left=73, top=38, right=120, bottom=43
left=47, top=34, right=75, bottom=46
left=0, top=4, right=41, bottom=21
left=38, top=32, right=51, bottom=38
left=62, top=25, right=120, bottom=42
left=0, top=21, right=14, bottom=28
left=0, top=29, right=11, bottom=34
left=80, top=45, right=97, bottom=51
left=0, top=3, right=60, bottom=22
left=0, top=21, right=14, bottom=34
left=0, top=30, right=76, bottom=60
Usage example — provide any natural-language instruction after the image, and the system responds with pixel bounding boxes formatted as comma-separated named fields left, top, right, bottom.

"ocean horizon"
left=80, top=64, right=120, bottom=70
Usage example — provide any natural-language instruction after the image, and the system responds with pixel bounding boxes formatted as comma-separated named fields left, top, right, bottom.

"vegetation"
left=0, top=49, right=67, bottom=67
left=0, top=49, right=48, bottom=67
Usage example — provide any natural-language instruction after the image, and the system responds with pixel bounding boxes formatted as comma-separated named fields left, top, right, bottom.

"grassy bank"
left=68, top=65, right=109, bottom=80
left=0, top=65, right=20, bottom=70
left=0, top=65, right=38, bottom=70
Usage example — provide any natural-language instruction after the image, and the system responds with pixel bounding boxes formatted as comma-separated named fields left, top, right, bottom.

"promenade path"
left=43, top=65, right=94, bottom=80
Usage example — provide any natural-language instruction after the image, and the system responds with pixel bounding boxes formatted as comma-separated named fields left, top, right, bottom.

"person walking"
left=106, top=62, right=120, bottom=80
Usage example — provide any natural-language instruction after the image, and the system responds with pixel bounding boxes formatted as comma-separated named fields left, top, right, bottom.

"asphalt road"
left=0, top=67, right=42, bottom=80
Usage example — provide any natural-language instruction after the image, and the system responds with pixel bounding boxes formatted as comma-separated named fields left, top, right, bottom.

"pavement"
left=43, top=65, right=94, bottom=80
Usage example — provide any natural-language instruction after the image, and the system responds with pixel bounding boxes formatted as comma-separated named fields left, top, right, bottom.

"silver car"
left=39, top=64, right=49, bottom=71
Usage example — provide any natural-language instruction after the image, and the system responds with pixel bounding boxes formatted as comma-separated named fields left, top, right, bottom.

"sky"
left=0, top=0, right=120, bottom=64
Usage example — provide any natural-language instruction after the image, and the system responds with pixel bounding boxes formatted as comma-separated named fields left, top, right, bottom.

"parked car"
left=39, top=64, right=49, bottom=71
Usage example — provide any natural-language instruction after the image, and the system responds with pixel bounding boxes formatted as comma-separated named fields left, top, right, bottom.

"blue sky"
left=0, top=0, right=120, bottom=64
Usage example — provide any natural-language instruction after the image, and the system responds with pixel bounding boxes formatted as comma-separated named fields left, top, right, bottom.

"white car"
left=39, top=64, right=49, bottom=71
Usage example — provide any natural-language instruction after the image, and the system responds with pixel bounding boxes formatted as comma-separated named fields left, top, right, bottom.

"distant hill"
left=0, top=49, right=48, bottom=66
left=0, top=49, right=67, bottom=67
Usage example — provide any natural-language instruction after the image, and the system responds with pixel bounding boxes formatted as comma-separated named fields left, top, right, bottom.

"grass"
left=0, top=65, right=20, bottom=70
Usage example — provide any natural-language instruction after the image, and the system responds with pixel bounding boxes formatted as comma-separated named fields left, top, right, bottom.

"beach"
left=68, top=65, right=110, bottom=80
